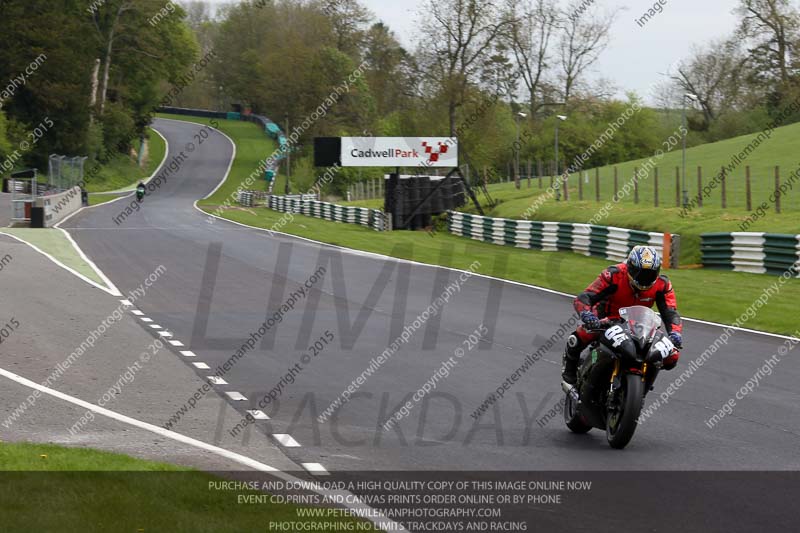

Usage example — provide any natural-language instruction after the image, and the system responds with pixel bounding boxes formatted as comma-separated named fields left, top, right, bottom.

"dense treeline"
left=0, top=0, right=196, bottom=173
left=174, top=0, right=800, bottom=193
left=2, top=0, right=799, bottom=193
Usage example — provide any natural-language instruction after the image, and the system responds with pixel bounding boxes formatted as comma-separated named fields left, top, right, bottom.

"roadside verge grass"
left=0, top=228, right=108, bottom=288
left=0, top=442, right=376, bottom=533
left=86, top=127, right=167, bottom=193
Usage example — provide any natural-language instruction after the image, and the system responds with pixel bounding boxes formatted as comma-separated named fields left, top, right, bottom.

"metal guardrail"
left=701, top=232, right=800, bottom=276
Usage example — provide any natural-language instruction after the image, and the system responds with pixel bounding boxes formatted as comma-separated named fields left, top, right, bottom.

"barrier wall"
left=448, top=211, right=675, bottom=264
left=268, top=195, right=388, bottom=231
left=701, top=232, right=800, bottom=276
left=36, top=186, right=82, bottom=227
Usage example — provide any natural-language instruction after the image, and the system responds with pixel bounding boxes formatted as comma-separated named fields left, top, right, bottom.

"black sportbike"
left=562, top=306, right=678, bottom=449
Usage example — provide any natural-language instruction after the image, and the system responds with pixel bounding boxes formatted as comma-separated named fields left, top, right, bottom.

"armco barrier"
left=701, top=232, right=800, bottom=276
left=448, top=211, right=677, bottom=265
left=268, top=195, right=388, bottom=231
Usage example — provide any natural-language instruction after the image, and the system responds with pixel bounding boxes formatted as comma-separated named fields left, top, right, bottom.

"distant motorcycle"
left=136, top=183, right=146, bottom=202
left=562, top=306, right=677, bottom=449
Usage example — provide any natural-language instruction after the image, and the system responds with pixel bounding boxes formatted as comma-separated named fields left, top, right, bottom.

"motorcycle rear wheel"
left=563, top=389, right=592, bottom=434
left=606, top=374, right=644, bottom=449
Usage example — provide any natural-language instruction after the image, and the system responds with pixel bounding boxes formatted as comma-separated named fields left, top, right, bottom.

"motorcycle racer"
left=562, top=246, right=683, bottom=385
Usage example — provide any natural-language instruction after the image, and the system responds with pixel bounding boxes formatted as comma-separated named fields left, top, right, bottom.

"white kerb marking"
left=301, top=463, right=330, bottom=476
left=226, top=392, right=247, bottom=401
left=273, top=434, right=301, bottom=448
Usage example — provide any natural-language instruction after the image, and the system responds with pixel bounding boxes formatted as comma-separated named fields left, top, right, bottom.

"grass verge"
left=85, top=127, right=167, bottom=193
left=0, top=228, right=107, bottom=288
left=0, top=442, right=376, bottom=532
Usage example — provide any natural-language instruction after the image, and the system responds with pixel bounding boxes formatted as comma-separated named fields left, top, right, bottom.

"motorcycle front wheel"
left=606, top=374, right=644, bottom=449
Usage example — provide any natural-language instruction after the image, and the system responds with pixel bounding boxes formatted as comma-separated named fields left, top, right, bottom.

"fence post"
left=775, top=166, right=781, bottom=214
left=578, top=169, right=584, bottom=200
left=675, top=167, right=680, bottom=207
left=654, top=167, right=659, bottom=207
left=595, top=168, right=600, bottom=202
left=550, top=161, right=554, bottom=188
left=614, top=166, right=618, bottom=198
left=563, top=161, right=569, bottom=201
left=697, top=166, right=703, bottom=208
left=721, top=166, right=727, bottom=209
left=633, top=167, right=639, bottom=204
left=746, top=166, right=752, bottom=211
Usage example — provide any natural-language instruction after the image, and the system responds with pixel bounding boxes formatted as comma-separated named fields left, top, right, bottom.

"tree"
left=736, top=0, right=799, bottom=85
left=322, top=0, right=372, bottom=55
left=90, top=0, right=196, bottom=119
left=416, top=0, right=514, bottom=135
left=362, top=22, right=410, bottom=116
left=557, top=0, right=618, bottom=102
left=672, top=39, right=750, bottom=130
left=506, top=0, right=559, bottom=117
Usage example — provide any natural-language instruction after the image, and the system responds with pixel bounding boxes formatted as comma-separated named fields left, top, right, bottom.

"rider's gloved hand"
left=662, top=351, right=679, bottom=370
left=669, top=332, right=683, bottom=349
left=580, top=311, right=602, bottom=330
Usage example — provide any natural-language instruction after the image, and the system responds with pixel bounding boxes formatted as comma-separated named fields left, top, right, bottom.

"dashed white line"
left=273, top=434, right=301, bottom=448
left=140, top=317, right=153, bottom=323
left=192, top=362, right=211, bottom=370
left=247, top=410, right=270, bottom=420
left=180, top=351, right=197, bottom=357
left=226, top=391, right=248, bottom=401
left=120, top=299, right=132, bottom=306
left=149, top=324, right=162, bottom=329
left=169, top=340, right=185, bottom=347
left=301, top=463, right=330, bottom=476
left=158, top=331, right=173, bottom=337
left=131, top=310, right=144, bottom=316
left=208, top=376, right=227, bottom=385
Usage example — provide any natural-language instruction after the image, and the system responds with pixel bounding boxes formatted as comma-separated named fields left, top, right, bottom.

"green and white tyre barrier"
left=447, top=211, right=675, bottom=264
left=701, top=233, right=800, bottom=276
left=268, top=195, right=388, bottom=231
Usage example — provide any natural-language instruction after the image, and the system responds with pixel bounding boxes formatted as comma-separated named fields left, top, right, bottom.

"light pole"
left=555, top=115, right=567, bottom=201
left=515, top=112, right=527, bottom=189
left=285, top=113, right=291, bottom=195
left=681, top=93, right=698, bottom=208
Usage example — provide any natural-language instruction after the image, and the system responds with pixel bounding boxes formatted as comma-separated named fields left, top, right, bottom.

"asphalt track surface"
left=59, top=118, right=800, bottom=530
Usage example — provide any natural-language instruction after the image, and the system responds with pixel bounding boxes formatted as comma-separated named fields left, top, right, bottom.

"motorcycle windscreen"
left=619, top=306, right=661, bottom=345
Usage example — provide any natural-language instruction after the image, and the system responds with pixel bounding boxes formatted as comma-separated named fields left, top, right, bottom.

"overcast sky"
left=201, top=0, right=740, bottom=103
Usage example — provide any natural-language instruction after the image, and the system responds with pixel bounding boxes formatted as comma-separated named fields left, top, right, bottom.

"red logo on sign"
left=421, top=141, right=449, bottom=163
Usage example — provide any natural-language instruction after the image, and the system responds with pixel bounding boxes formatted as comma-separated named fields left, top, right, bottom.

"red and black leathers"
left=567, top=263, right=682, bottom=371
